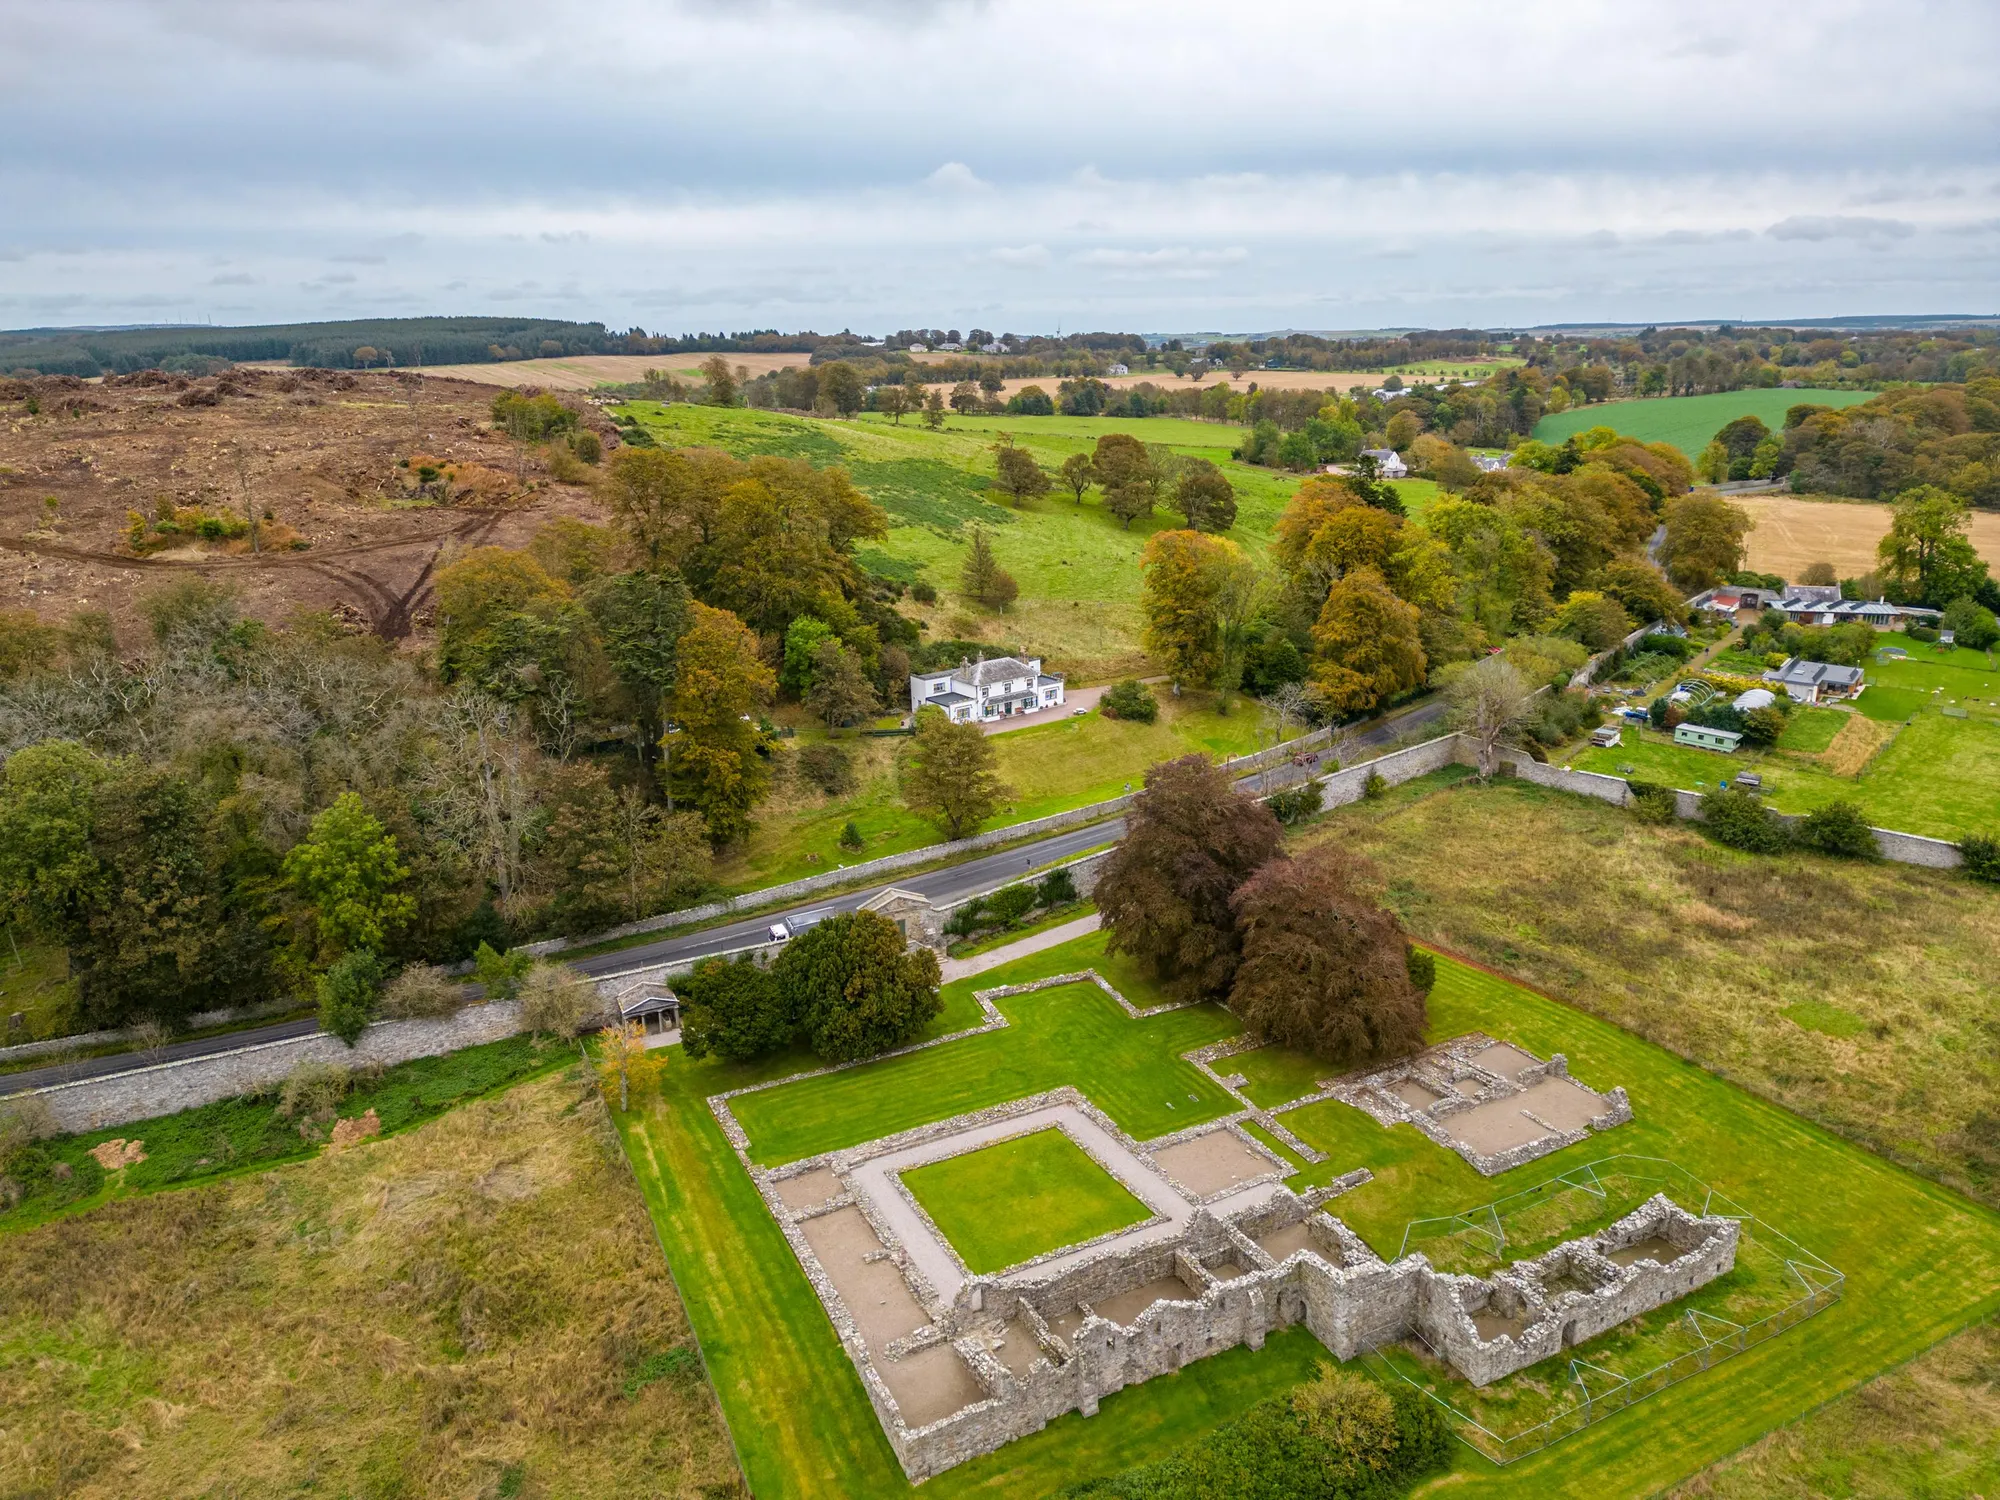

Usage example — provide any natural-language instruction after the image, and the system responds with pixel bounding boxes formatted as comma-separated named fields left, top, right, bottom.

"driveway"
left=979, top=683, right=1108, bottom=735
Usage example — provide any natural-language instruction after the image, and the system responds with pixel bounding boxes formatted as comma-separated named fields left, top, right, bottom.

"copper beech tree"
left=1228, top=844, right=1430, bottom=1066
left=1093, top=755, right=1283, bottom=1004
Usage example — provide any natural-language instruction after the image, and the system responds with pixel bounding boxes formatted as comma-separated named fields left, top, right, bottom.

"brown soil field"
left=397, top=352, right=814, bottom=390
left=0, top=368, right=611, bottom=646
left=1738, top=492, right=2000, bottom=577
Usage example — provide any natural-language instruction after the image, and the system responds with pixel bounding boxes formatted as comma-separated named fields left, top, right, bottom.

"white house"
left=1359, top=448, right=1409, bottom=479
left=1107, top=362, right=1130, bottom=376
left=910, top=656, right=1064, bottom=723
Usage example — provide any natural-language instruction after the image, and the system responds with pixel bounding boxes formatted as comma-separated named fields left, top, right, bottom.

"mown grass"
left=0, top=1069, right=742, bottom=1499
left=1228, top=1045, right=1332, bottom=1108
left=1532, top=389, right=1875, bottom=459
left=713, top=689, right=1294, bottom=890
left=1666, top=1317, right=2000, bottom=1499
left=1304, top=772, right=2000, bottom=1208
left=0, top=1033, right=570, bottom=1233
left=616, top=919, right=2000, bottom=1497
left=903, top=1126, right=1152, bottom=1274
left=1570, top=708, right=2000, bottom=842
left=1773, top=705, right=1845, bottom=752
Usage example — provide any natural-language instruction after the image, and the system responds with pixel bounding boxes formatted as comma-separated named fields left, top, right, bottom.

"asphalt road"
left=0, top=694, right=1447, bottom=1098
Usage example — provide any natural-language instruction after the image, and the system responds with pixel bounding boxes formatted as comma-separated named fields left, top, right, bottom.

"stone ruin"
left=741, top=1094, right=1728, bottom=1483
left=1331, top=1032, right=1633, bottom=1175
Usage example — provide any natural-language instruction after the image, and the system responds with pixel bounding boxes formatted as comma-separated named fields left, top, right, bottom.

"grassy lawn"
left=1568, top=710, right=2000, bottom=842
left=1228, top=1044, right=1333, bottom=1108
left=0, top=1068, right=740, bottom=1499
left=1532, top=389, right=1875, bottom=459
left=0, top=934, right=76, bottom=1043
left=619, top=401, right=1428, bottom=675
left=902, top=1126, right=1152, bottom=1274
left=1303, top=772, right=2000, bottom=1209
left=713, top=689, right=1295, bottom=890
left=615, top=906, right=2000, bottom=1497
left=1774, top=705, right=1846, bottom=751
left=0, top=1033, right=573, bottom=1233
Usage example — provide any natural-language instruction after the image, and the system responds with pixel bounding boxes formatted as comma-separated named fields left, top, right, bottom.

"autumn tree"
left=901, top=705, right=1010, bottom=838
left=805, top=638, right=880, bottom=729
left=1140, top=529, right=1226, bottom=689
left=923, top=387, right=946, bottom=429
left=993, top=441, right=1052, bottom=505
left=1172, top=458, right=1238, bottom=532
left=1228, top=845, right=1427, bottom=1066
left=1094, top=754, right=1283, bottom=1004
left=817, top=360, right=864, bottom=415
left=597, top=1020, right=667, bottom=1112
left=1093, top=432, right=1162, bottom=528
left=584, top=568, right=690, bottom=775
left=535, top=761, right=710, bottom=934
left=1310, top=567, right=1426, bottom=715
left=1593, top=557, right=1684, bottom=624
left=1058, top=451, right=1094, bottom=503
left=878, top=383, right=909, bottom=423
left=773, top=910, right=942, bottom=1062
left=666, top=603, right=775, bottom=843
left=1661, top=493, right=1751, bottom=592
left=699, top=354, right=739, bottom=408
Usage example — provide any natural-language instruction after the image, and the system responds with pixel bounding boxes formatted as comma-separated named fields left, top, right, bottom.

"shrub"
left=570, top=429, right=602, bottom=464
left=1266, top=779, right=1325, bottom=824
left=985, top=883, right=1039, bottom=927
left=837, top=820, right=864, bottom=851
left=278, top=1059, right=352, bottom=1123
left=472, top=941, right=533, bottom=1001
left=944, top=896, right=985, bottom=937
left=518, top=960, right=593, bottom=1038
left=1739, top=704, right=1788, bottom=746
left=379, top=962, right=462, bottom=1019
left=1626, top=780, right=1678, bottom=824
left=1960, top=834, right=2000, bottom=883
left=1908, top=624, right=1939, bottom=644
left=1362, top=771, right=1388, bottom=800
left=1797, top=800, right=1879, bottom=859
left=316, top=949, right=386, bottom=1046
left=1700, top=787, right=1792, bottom=854
left=1035, top=868, right=1079, bottom=907
left=1099, top=679, right=1158, bottom=723
left=794, top=741, right=854, bottom=796
left=910, top=578, right=938, bottom=604
left=1405, top=947, right=1436, bottom=995
left=773, top=910, right=942, bottom=1062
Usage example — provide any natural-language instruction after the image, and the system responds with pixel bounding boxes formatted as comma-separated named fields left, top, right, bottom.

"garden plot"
left=1335, top=1034, right=1632, bottom=1174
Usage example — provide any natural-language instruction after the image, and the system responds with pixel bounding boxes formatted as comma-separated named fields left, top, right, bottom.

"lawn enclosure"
left=614, top=926, right=2000, bottom=1498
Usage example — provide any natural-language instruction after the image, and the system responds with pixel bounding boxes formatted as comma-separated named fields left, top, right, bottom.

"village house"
left=1764, top=657, right=1865, bottom=704
left=910, top=656, right=1065, bottom=724
left=1358, top=447, right=1410, bottom=478
left=1762, top=585, right=1942, bottom=631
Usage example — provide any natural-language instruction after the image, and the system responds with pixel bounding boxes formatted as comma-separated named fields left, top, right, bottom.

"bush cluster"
left=1060, top=1365, right=1451, bottom=1500
left=945, top=868, right=1080, bottom=939
left=1522, top=688, right=1601, bottom=748
left=1266, top=779, right=1325, bottom=825
left=1698, top=789, right=1879, bottom=860
left=1099, top=679, right=1159, bottom=722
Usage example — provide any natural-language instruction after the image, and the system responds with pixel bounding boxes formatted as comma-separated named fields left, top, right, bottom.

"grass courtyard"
left=902, top=1127, right=1152, bottom=1274
left=614, top=915, right=2000, bottom=1497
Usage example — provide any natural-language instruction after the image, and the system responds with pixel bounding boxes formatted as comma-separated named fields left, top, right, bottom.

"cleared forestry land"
left=1735, top=490, right=2000, bottom=576
left=0, top=368, right=605, bottom=645
left=0, top=1066, right=743, bottom=1499
left=397, top=352, right=814, bottom=390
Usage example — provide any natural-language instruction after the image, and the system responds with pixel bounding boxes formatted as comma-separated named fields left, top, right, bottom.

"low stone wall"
left=1495, top=755, right=1634, bottom=806
left=18, top=1000, right=542, bottom=1134
left=1312, top=733, right=1464, bottom=807
left=0, top=996, right=302, bottom=1066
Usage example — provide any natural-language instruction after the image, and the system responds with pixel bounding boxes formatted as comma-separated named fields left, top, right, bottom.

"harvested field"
left=1736, top=492, right=2000, bottom=577
left=0, top=368, right=608, bottom=643
left=1818, top=711, right=1897, bottom=775
left=1150, top=1130, right=1278, bottom=1196
left=0, top=1067, right=742, bottom=1499
left=397, top=352, right=814, bottom=390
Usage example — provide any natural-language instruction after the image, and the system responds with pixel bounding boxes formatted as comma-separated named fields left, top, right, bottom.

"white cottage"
left=910, top=656, right=1065, bottom=723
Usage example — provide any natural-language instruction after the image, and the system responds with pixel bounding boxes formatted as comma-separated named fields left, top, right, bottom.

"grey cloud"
left=1766, top=215, right=1916, bottom=242
left=209, top=271, right=256, bottom=284
left=331, top=252, right=387, bottom=264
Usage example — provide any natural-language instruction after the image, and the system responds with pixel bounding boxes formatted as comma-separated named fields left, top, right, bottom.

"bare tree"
left=414, top=693, right=539, bottom=911
left=1446, top=656, right=1537, bottom=777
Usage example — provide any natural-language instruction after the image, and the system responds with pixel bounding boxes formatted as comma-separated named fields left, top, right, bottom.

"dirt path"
left=938, top=913, right=1102, bottom=983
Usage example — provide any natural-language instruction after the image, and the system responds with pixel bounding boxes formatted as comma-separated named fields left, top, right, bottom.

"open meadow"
left=614, top=913, right=2000, bottom=1497
left=1533, top=389, right=1875, bottom=460
left=0, top=1065, right=743, bottom=1499
left=619, top=401, right=1435, bottom=677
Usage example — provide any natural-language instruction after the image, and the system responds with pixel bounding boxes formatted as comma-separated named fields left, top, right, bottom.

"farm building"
left=1674, top=723, right=1743, bottom=753
left=1764, top=657, right=1865, bottom=704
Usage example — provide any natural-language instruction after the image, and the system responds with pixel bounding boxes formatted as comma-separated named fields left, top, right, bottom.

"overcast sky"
left=4, top=0, right=1998, bottom=335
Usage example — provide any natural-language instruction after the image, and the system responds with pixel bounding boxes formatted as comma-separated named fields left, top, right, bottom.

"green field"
left=613, top=926, right=2000, bottom=1497
left=1571, top=711, right=2000, bottom=842
left=716, top=688, right=1306, bottom=889
left=1533, top=389, right=1876, bottom=460
left=902, top=1127, right=1152, bottom=1274
left=618, top=402, right=1432, bottom=674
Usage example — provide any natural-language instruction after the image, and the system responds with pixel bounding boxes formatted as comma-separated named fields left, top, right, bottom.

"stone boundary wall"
left=1309, top=733, right=1464, bottom=808
left=0, top=995, right=301, bottom=1066
left=15, top=1000, right=543, bottom=1134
